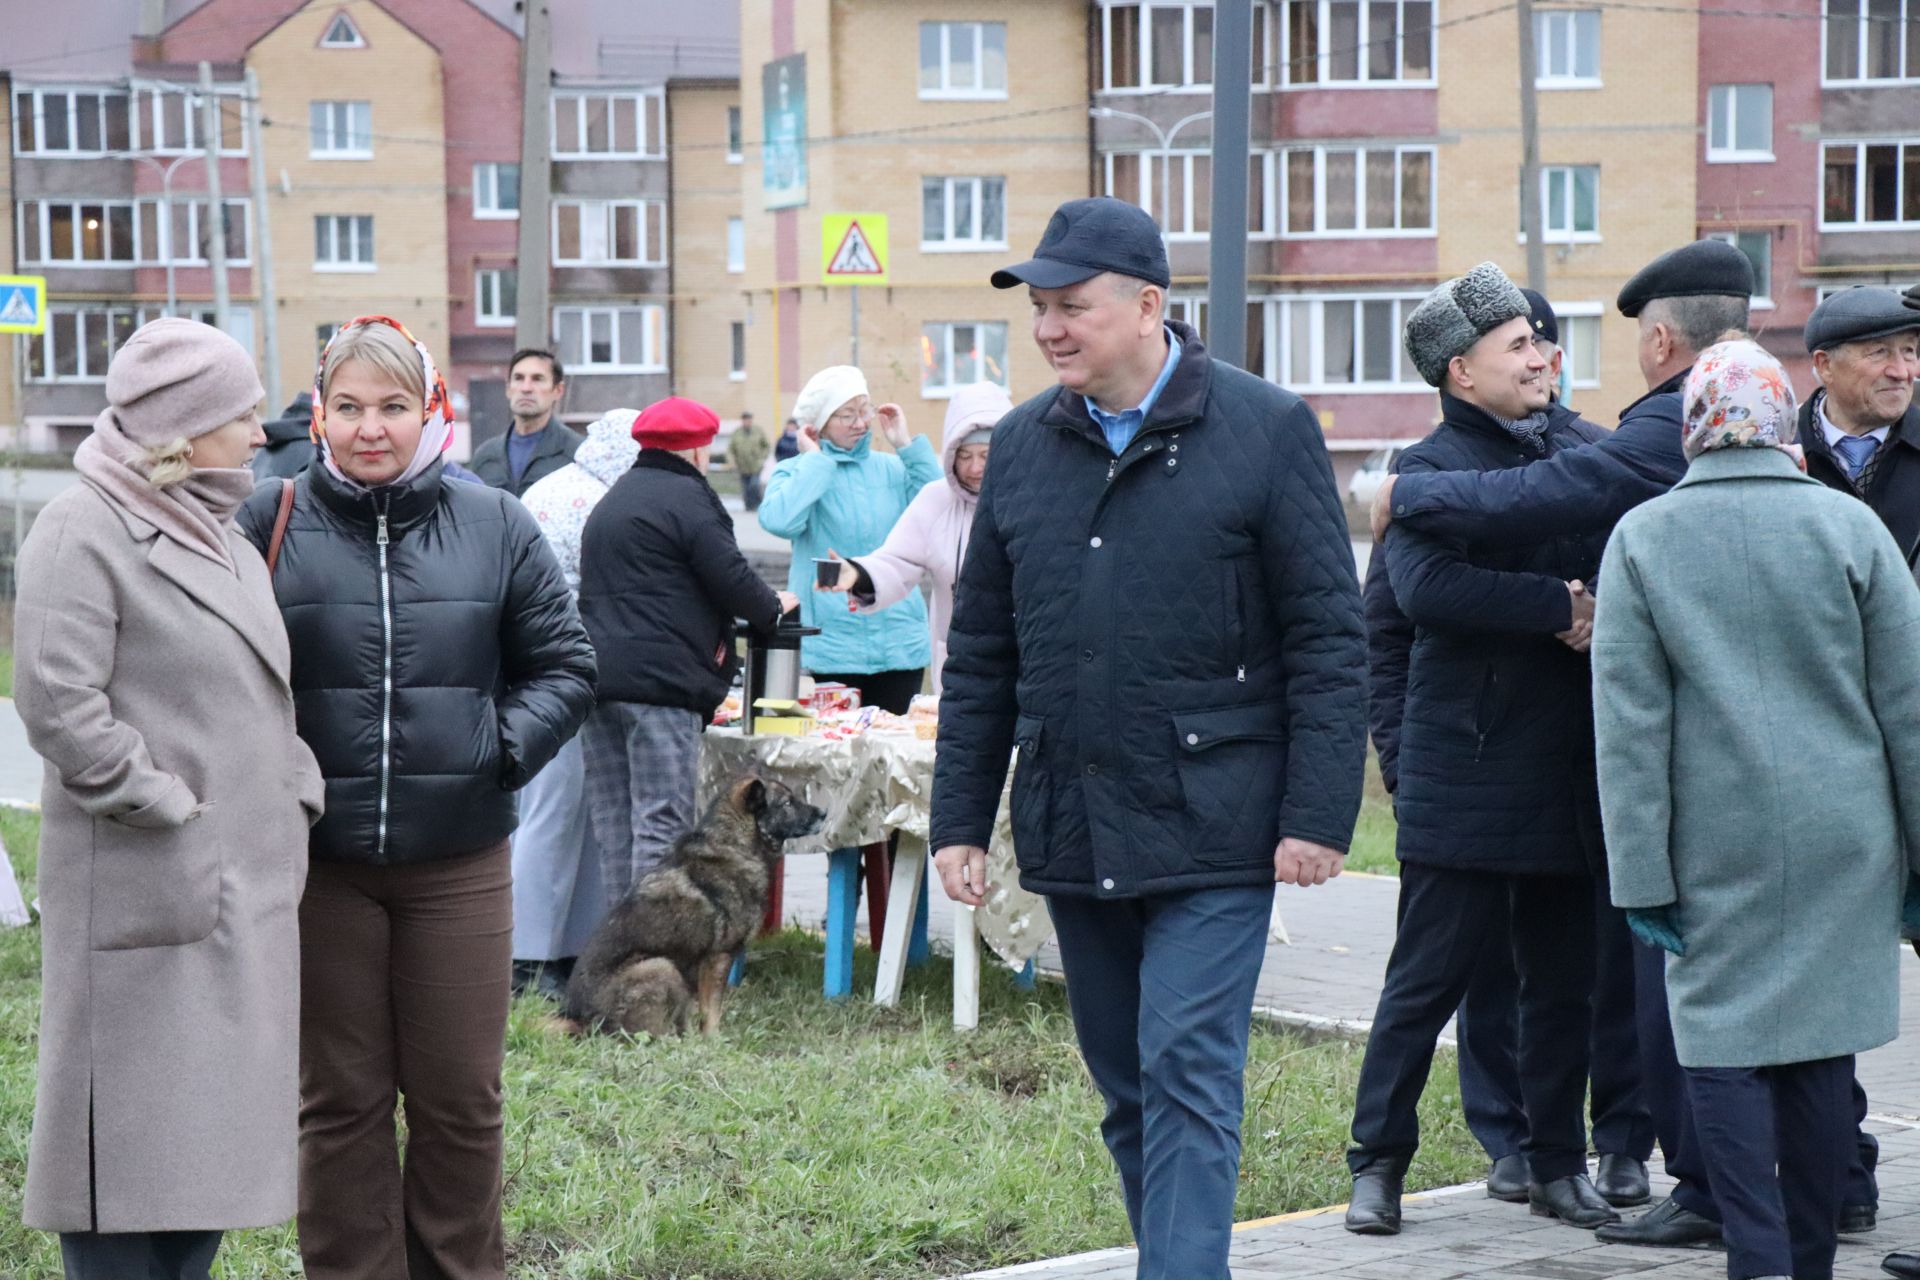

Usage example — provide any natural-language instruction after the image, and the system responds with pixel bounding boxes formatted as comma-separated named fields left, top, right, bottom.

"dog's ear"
left=730, top=775, right=768, bottom=815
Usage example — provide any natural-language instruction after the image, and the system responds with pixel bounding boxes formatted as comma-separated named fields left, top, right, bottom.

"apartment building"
left=0, top=74, right=16, bottom=438
left=667, top=76, right=750, bottom=419
left=738, top=0, right=1090, bottom=435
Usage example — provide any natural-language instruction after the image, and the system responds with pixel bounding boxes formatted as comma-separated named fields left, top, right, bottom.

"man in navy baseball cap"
left=990, top=196, right=1172, bottom=291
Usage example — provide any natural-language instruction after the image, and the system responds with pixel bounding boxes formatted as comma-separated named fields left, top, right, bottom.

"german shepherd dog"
left=562, top=774, right=824, bottom=1037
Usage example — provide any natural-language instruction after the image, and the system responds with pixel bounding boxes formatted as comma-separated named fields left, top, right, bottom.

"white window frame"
left=313, top=214, right=375, bottom=271
left=552, top=305, right=668, bottom=373
left=308, top=100, right=372, bottom=159
left=725, top=105, right=743, bottom=163
left=729, top=320, right=747, bottom=381
left=1519, top=164, right=1601, bottom=243
left=472, top=162, right=519, bottom=219
left=1706, top=84, right=1774, bottom=162
left=1707, top=229, right=1774, bottom=309
left=12, top=86, right=133, bottom=156
left=550, top=89, right=665, bottom=159
left=1552, top=301, right=1604, bottom=389
left=1278, top=144, right=1436, bottom=237
left=551, top=199, right=667, bottom=267
left=727, top=217, right=745, bottom=273
left=1823, top=0, right=1920, bottom=85
left=27, top=303, right=251, bottom=382
left=921, top=175, right=1009, bottom=252
left=1820, top=139, right=1920, bottom=229
left=128, top=82, right=246, bottom=156
left=14, top=197, right=249, bottom=266
left=1279, top=0, right=1437, bottom=89
left=1254, top=294, right=1428, bottom=392
left=1104, top=150, right=1218, bottom=240
left=1100, top=2, right=1275, bottom=92
left=920, top=321, right=1010, bottom=398
left=919, top=21, right=1009, bottom=100
left=1534, top=10, right=1602, bottom=89
left=475, top=267, right=516, bottom=328
left=320, top=12, right=366, bottom=48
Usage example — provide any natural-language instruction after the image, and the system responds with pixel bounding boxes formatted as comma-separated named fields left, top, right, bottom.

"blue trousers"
left=1047, top=884, right=1271, bottom=1280
left=1687, top=1056, right=1853, bottom=1280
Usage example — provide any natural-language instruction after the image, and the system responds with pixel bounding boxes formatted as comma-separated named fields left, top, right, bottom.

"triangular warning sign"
left=826, top=221, right=884, bottom=277
left=0, top=289, right=35, bottom=326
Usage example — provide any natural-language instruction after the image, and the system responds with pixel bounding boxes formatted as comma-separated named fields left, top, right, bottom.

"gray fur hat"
left=1403, top=262, right=1531, bottom=387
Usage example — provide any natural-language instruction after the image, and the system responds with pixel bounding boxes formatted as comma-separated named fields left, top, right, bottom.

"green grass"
left=0, top=808, right=1480, bottom=1279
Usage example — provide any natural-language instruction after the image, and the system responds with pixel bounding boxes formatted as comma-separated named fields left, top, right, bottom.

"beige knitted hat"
left=106, top=317, right=264, bottom=446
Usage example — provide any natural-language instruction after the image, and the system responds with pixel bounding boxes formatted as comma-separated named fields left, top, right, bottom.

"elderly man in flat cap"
left=1344, top=262, right=1619, bottom=1237
left=1799, top=287, right=1920, bottom=560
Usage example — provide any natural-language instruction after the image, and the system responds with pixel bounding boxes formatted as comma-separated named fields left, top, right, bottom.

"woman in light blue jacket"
left=759, top=365, right=942, bottom=712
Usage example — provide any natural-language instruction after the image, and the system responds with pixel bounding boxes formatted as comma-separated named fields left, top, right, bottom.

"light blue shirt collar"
left=1085, top=328, right=1181, bottom=456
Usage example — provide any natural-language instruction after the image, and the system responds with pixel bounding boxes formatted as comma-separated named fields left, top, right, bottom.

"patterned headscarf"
left=311, top=314, right=456, bottom=489
left=1681, top=337, right=1799, bottom=462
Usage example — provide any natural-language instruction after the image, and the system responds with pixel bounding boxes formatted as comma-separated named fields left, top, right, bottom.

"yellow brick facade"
left=1437, top=4, right=1699, bottom=427
left=0, top=79, right=15, bottom=438
left=246, top=0, right=450, bottom=403
left=669, top=81, right=750, bottom=420
left=739, top=0, right=1089, bottom=442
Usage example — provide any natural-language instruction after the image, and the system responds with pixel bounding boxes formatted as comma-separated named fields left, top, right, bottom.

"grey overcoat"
left=1595, top=448, right=1920, bottom=1068
left=14, top=482, right=324, bottom=1231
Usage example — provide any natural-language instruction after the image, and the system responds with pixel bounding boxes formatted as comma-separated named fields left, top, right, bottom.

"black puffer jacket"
left=578, top=450, right=785, bottom=715
left=238, top=459, right=596, bottom=866
left=930, top=324, right=1368, bottom=898
left=1384, top=396, right=1608, bottom=876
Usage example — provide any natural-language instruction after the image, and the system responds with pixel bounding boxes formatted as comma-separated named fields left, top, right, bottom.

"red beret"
left=632, top=396, right=720, bottom=451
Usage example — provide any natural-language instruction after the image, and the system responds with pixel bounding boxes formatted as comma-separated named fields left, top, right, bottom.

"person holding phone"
left=758, top=366, right=941, bottom=713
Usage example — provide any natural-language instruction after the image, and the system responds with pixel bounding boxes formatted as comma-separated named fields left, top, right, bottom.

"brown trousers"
left=297, top=843, right=513, bottom=1280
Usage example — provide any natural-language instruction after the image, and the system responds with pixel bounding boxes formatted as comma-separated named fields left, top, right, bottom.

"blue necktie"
left=1835, top=433, right=1879, bottom=480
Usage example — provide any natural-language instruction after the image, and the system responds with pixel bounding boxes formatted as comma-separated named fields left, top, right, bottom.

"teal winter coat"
left=759, top=433, right=941, bottom=674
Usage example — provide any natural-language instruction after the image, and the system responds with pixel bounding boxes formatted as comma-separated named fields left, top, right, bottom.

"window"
left=553, top=305, right=667, bottom=372
left=726, top=106, right=743, bottom=162
left=553, top=200, right=667, bottom=266
left=1250, top=295, right=1424, bottom=390
left=1824, top=0, right=1920, bottom=82
left=1534, top=10, right=1601, bottom=86
left=150, top=199, right=251, bottom=264
left=1546, top=305, right=1602, bottom=388
left=320, top=12, right=366, bottom=47
left=1104, top=150, right=1213, bottom=238
left=314, top=214, right=375, bottom=269
left=919, top=22, right=1008, bottom=98
left=1102, top=3, right=1272, bottom=90
left=730, top=321, right=747, bottom=380
left=1707, top=84, right=1773, bottom=161
left=131, top=84, right=244, bottom=154
left=13, top=87, right=132, bottom=155
left=14, top=198, right=246, bottom=266
left=475, top=268, right=516, bottom=327
left=552, top=90, right=664, bottom=158
left=1520, top=165, right=1600, bottom=240
left=1823, top=140, right=1920, bottom=226
left=27, top=304, right=251, bottom=382
left=921, top=176, right=1007, bottom=250
left=727, top=218, right=745, bottom=272
left=1282, top=0, right=1434, bottom=85
left=921, top=322, right=1009, bottom=396
left=473, top=163, right=520, bottom=218
left=1708, top=230, right=1773, bottom=307
left=1281, top=145, right=1434, bottom=235
left=1168, top=296, right=1209, bottom=342
left=309, top=100, right=371, bottom=157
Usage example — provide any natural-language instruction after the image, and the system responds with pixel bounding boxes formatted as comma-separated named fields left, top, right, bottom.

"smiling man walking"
left=929, top=197, right=1368, bottom=1280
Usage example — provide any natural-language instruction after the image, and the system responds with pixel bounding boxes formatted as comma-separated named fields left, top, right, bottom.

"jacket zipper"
left=1473, top=665, right=1497, bottom=763
left=375, top=494, right=394, bottom=858
left=1234, top=563, right=1248, bottom=683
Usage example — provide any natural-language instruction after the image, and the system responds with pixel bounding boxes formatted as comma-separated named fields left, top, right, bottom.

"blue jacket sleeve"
left=1390, top=404, right=1685, bottom=544
left=897, top=435, right=942, bottom=498
left=757, top=452, right=837, bottom=539
left=1363, top=551, right=1412, bottom=796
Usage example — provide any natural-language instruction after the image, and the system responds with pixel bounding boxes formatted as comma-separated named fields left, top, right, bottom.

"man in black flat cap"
left=1799, top=286, right=1920, bottom=560
left=931, top=197, right=1367, bottom=1280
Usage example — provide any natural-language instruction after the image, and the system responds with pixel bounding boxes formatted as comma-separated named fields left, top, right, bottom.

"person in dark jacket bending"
left=930, top=198, right=1368, bottom=1280
left=576, top=397, right=797, bottom=903
left=237, top=315, right=595, bottom=1280
left=1343, top=262, right=1617, bottom=1237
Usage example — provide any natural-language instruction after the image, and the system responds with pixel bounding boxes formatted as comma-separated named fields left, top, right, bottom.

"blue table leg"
left=908, top=867, right=931, bottom=968
left=824, top=847, right=860, bottom=999
left=1014, top=958, right=1036, bottom=990
left=728, top=952, right=746, bottom=988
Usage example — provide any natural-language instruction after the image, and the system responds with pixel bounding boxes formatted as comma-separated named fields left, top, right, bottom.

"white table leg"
left=952, top=899, right=981, bottom=1031
left=873, top=833, right=927, bottom=1006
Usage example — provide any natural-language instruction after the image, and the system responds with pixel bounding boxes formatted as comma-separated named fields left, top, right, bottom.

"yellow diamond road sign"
left=821, top=214, right=888, bottom=286
left=0, top=275, right=47, bottom=335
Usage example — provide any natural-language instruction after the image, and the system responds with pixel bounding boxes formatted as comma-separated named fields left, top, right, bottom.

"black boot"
left=1842, top=1202, right=1879, bottom=1234
left=1344, top=1170, right=1404, bottom=1235
left=1529, top=1173, right=1621, bottom=1228
left=1486, top=1154, right=1528, bottom=1203
left=1884, top=1250, right=1920, bottom=1278
left=1594, top=1153, right=1650, bottom=1207
left=1594, top=1197, right=1721, bottom=1247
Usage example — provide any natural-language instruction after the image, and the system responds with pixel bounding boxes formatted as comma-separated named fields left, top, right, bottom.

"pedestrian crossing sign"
left=0, top=276, right=47, bottom=335
left=820, top=214, right=889, bottom=286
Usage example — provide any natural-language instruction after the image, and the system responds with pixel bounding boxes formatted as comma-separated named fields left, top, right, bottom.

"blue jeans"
left=1047, top=884, right=1271, bottom=1280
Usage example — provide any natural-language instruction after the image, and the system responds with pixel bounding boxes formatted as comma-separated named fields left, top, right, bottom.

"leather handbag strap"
left=265, top=477, right=295, bottom=577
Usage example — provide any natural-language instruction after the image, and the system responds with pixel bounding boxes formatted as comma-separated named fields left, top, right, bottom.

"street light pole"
left=126, top=153, right=198, bottom=316
left=1089, top=107, right=1212, bottom=228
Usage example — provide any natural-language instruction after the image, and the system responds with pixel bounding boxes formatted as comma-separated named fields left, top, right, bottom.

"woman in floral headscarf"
left=1593, top=337, right=1920, bottom=1280
left=236, top=316, right=595, bottom=1280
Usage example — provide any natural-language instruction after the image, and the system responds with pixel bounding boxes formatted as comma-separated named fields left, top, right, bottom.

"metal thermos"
left=739, top=611, right=819, bottom=733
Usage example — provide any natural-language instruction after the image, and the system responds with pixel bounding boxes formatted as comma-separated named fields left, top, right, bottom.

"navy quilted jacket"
left=1384, top=396, right=1609, bottom=876
left=929, top=324, right=1368, bottom=898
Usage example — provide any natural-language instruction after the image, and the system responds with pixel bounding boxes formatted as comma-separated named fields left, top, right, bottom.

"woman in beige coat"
left=14, top=318, right=324, bottom=1280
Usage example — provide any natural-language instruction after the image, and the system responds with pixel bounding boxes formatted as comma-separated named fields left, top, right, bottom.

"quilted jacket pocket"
left=1173, top=701, right=1289, bottom=867
left=1009, top=713, right=1051, bottom=870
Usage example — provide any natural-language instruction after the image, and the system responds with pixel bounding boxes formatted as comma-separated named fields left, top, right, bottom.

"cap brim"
left=1813, top=318, right=1920, bottom=352
left=990, top=258, right=1105, bottom=290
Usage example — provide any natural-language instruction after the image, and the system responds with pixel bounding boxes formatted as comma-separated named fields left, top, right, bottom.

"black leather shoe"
left=1595, top=1197, right=1722, bottom=1247
left=1529, top=1174, right=1621, bottom=1229
left=1595, top=1153, right=1651, bottom=1207
left=1486, top=1154, right=1528, bottom=1203
left=1884, top=1250, right=1920, bottom=1278
left=1345, top=1171, right=1404, bottom=1235
left=1843, top=1202, right=1879, bottom=1234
